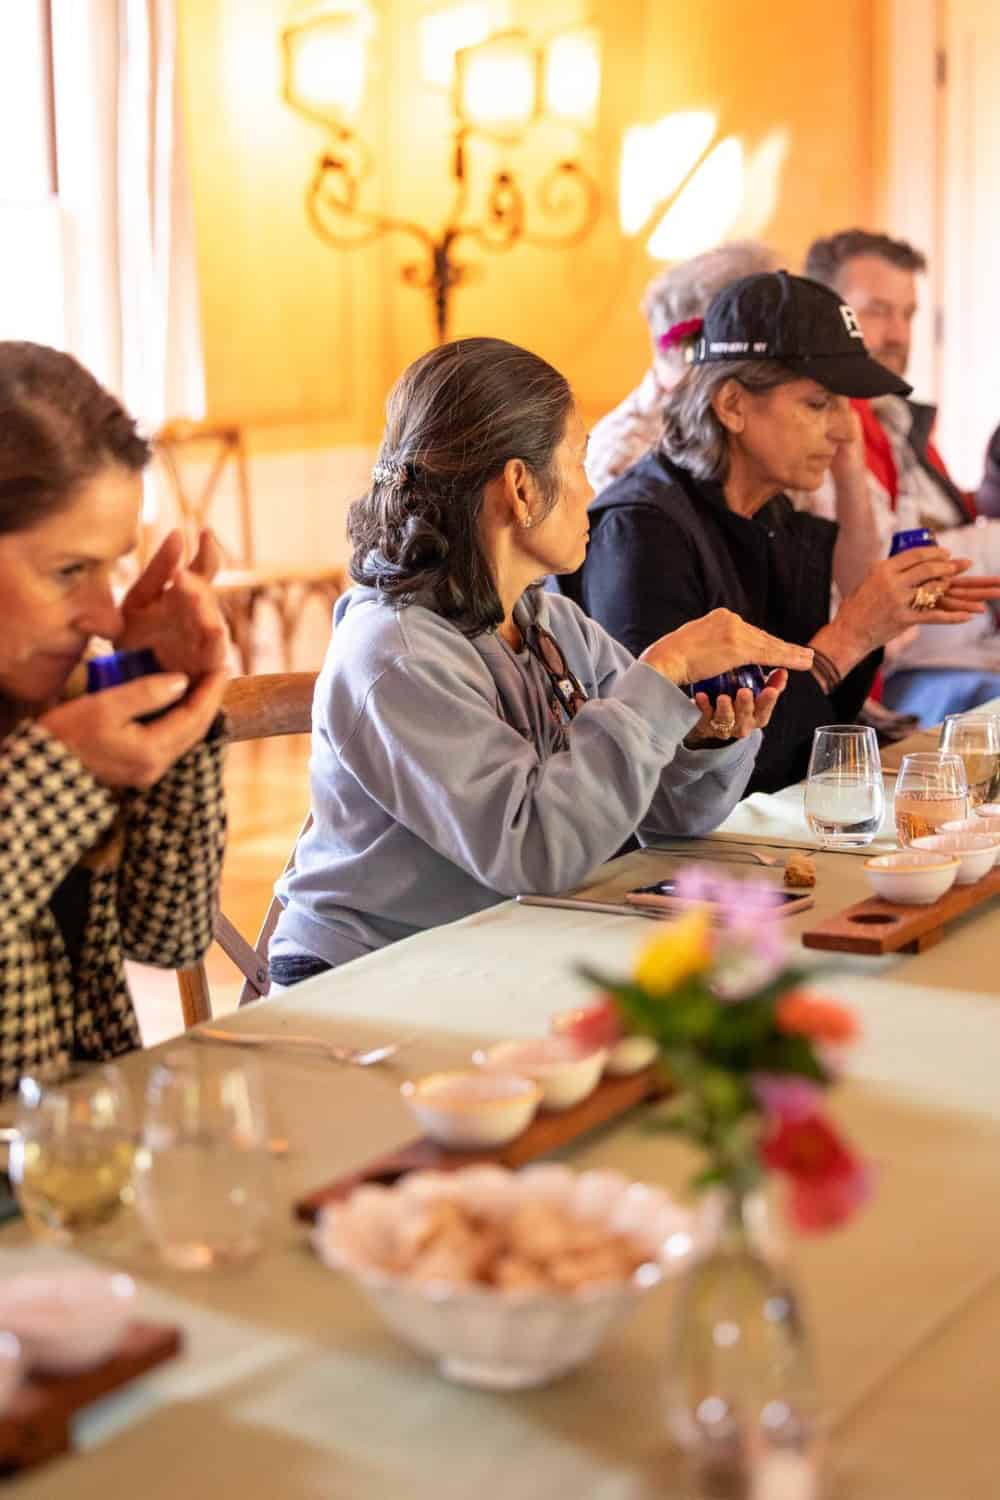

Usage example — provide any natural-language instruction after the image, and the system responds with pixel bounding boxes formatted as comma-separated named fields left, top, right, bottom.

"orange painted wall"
left=178, top=0, right=881, bottom=441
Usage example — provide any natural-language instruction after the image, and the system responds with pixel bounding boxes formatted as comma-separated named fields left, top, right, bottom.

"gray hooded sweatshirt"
left=270, top=586, right=760, bottom=970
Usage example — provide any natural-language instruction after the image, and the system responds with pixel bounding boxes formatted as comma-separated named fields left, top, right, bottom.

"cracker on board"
left=784, top=851, right=816, bottom=888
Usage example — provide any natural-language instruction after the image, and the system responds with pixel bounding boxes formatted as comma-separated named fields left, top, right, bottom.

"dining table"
left=3, top=720, right=999, bottom=1499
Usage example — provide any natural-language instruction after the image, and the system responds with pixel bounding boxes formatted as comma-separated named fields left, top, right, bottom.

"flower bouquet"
left=568, top=868, right=871, bottom=1474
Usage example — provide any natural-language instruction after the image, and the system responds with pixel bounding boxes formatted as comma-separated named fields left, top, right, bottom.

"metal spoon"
left=192, top=1027, right=409, bottom=1067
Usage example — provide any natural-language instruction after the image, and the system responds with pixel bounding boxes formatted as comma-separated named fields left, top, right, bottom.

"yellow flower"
left=634, top=909, right=713, bottom=996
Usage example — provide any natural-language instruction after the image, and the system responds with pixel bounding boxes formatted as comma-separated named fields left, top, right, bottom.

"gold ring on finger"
left=911, top=584, right=942, bottom=611
left=709, top=716, right=737, bottom=737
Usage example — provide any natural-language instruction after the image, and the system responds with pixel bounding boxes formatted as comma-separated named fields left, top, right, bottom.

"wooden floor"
left=127, top=735, right=313, bottom=1046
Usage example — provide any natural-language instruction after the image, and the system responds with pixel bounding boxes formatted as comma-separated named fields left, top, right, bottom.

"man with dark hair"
left=799, top=228, right=1000, bottom=724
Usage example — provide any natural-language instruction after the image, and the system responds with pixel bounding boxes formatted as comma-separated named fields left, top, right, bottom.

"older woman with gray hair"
left=560, top=272, right=1000, bottom=794
left=586, top=241, right=778, bottom=494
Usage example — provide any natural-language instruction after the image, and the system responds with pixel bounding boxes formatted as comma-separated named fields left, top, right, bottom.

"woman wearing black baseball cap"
left=557, top=271, right=1000, bottom=793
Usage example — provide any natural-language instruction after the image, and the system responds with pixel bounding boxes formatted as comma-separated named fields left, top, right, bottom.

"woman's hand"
left=39, top=671, right=227, bottom=789
left=828, top=545, right=1000, bottom=661
left=639, top=608, right=814, bottom=686
left=686, top=669, right=789, bottom=744
left=116, top=529, right=229, bottom=681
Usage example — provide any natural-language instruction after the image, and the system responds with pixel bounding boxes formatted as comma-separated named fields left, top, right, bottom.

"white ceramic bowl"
left=312, top=1164, right=694, bottom=1389
left=942, top=816, right=1000, bottom=849
left=970, top=809, right=1000, bottom=837
left=604, top=1036, right=660, bottom=1076
left=549, top=1005, right=660, bottom=1079
left=473, top=1038, right=607, bottom=1111
left=0, top=1272, right=136, bottom=1374
left=400, top=1071, right=542, bottom=1149
left=912, top=833, right=996, bottom=885
left=863, top=850, right=960, bottom=905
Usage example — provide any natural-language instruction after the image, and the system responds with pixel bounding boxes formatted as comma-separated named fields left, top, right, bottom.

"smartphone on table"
left=624, top=878, right=813, bottom=920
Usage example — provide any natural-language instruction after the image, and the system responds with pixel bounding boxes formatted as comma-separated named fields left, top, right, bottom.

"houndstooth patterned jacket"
left=0, top=719, right=226, bottom=1098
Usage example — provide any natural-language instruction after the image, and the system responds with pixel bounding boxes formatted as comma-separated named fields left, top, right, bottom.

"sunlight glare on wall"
left=618, top=111, right=717, bottom=236
left=646, top=137, right=744, bottom=261
left=728, top=128, right=790, bottom=239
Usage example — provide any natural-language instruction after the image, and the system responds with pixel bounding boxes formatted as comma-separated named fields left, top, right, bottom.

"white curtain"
left=51, top=0, right=204, bottom=430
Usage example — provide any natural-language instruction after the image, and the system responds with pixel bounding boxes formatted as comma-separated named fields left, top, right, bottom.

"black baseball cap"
left=691, top=269, right=912, bottom=398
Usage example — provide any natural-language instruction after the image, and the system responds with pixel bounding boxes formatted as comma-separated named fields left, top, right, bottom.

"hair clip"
left=658, top=317, right=704, bottom=354
left=372, top=459, right=410, bottom=488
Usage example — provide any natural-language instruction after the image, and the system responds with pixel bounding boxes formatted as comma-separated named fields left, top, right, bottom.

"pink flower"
left=751, top=1073, right=824, bottom=1122
left=761, top=1112, right=872, bottom=1234
left=673, top=867, right=786, bottom=998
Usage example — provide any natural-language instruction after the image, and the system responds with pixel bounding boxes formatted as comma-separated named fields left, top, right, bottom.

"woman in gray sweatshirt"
left=269, top=339, right=813, bottom=981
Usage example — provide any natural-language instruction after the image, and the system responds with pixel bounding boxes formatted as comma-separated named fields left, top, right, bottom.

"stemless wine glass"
left=939, top=714, right=1000, bottom=808
left=804, top=725, right=885, bottom=848
left=133, top=1051, right=275, bottom=1270
left=9, top=1067, right=136, bottom=1245
left=894, top=751, right=969, bottom=845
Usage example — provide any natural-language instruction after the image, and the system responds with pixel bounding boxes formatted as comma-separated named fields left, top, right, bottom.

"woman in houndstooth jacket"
left=0, top=343, right=229, bottom=1098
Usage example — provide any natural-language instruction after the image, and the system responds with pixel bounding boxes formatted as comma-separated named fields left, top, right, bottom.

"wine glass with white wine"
left=939, top=714, right=1000, bottom=809
left=9, top=1067, right=136, bottom=1245
left=804, top=725, right=885, bottom=848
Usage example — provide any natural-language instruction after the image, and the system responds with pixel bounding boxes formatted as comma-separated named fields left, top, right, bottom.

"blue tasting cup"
left=86, top=649, right=166, bottom=721
left=86, top=648, right=161, bottom=694
left=687, top=664, right=768, bottom=701
left=889, top=527, right=935, bottom=556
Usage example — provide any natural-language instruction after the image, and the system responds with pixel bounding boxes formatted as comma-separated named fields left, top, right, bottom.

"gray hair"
left=642, top=242, right=780, bottom=369
left=660, top=360, right=801, bottom=481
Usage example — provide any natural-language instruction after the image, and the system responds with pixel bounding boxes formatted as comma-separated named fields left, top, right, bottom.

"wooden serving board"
left=295, top=1066, right=667, bottom=1224
left=0, top=1322, right=182, bottom=1475
left=801, top=868, right=1000, bottom=955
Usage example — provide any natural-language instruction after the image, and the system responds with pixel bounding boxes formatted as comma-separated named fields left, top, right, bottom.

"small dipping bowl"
left=549, top=1005, right=659, bottom=1077
left=474, top=1038, right=607, bottom=1112
left=942, top=816, right=1000, bottom=848
left=401, top=1071, right=542, bottom=1149
left=863, top=850, right=960, bottom=905
left=912, top=832, right=997, bottom=885
left=0, top=1272, right=136, bottom=1375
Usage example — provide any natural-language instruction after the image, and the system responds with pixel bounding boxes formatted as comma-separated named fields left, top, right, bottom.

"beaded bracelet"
left=810, top=647, right=843, bottom=696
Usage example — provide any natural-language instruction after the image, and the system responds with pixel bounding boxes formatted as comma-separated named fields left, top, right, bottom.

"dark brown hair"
left=0, top=342, right=150, bottom=535
left=348, top=337, right=573, bottom=635
left=804, top=230, right=927, bottom=289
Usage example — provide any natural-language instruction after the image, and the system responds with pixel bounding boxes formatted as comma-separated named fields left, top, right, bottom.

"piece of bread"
left=784, top=851, right=816, bottom=888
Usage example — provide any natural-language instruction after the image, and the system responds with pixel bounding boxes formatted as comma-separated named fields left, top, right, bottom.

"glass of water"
left=805, top=725, right=885, bottom=848
left=134, top=1051, right=275, bottom=1270
left=9, top=1068, right=136, bottom=1246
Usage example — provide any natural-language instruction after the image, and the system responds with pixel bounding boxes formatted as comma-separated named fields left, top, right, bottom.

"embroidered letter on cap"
left=839, top=304, right=864, bottom=340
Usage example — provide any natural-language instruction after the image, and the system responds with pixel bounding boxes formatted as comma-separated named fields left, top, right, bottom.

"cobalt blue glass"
left=889, top=527, right=934, bottom=556
left=686, top=664, right=768, bottom=701
left=86, top=648, right=161, bottom=694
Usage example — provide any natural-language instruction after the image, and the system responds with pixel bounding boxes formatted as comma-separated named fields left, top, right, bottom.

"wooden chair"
left=176, top=671, right=316, bottom=1029
left=152, top=421, right=347, bottom=673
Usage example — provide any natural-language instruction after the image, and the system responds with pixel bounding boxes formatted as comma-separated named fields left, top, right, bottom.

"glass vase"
left=664, top=1183, right=820, bottom=1499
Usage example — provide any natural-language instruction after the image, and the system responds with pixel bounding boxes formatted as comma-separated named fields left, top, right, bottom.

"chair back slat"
left=173, top=672, right=317, bottom=1026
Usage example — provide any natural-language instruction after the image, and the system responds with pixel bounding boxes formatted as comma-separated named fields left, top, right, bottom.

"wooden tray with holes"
left=294, top=1065, right=668, bottom=1223
left=801, top=868, right=1000, bottom=954
left=0, top=1322, right=182, bottom=1475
